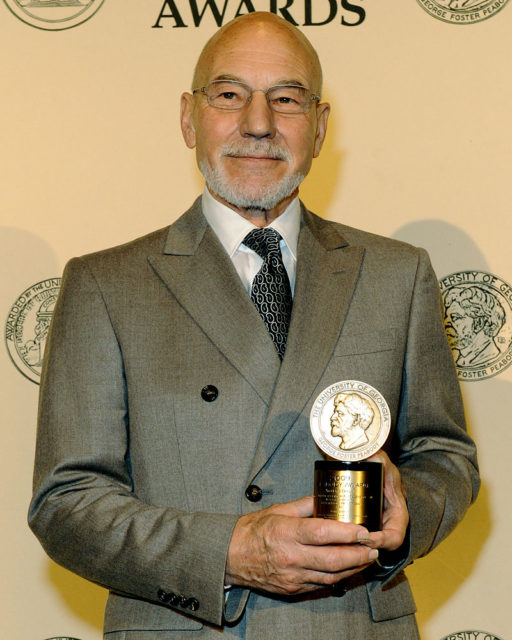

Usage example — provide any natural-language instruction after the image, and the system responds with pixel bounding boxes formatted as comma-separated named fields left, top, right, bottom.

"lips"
left=221, top=142, right=289, bottom=163
left=226, top=153, right=284, bottom=161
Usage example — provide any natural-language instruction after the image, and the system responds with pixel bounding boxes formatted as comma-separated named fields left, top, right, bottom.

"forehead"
left=199, top=22, right=316, bottom=88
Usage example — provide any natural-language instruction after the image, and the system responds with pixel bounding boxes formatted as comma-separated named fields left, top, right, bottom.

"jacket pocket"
left=334, top=329, right=396, bottom=357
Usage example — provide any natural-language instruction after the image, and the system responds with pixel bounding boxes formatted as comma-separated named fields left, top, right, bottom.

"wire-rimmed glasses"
left=193, top=79, right=320, bottom=114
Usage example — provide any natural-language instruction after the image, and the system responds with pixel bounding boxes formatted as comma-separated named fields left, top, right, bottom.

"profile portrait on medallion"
left=310, top=380, right=390, bottom=462
left=444, top=286, right=504, bottom=366
left=330, top=392, right=375, bottom=450
left=439, top=271, right=512, bottom=381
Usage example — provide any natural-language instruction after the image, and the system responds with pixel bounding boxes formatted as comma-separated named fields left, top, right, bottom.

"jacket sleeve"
left=28, top=257, right=239, bottom=627
left=382, top=248, right=480, bottom=578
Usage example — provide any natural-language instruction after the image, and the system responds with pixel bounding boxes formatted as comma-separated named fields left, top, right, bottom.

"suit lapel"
left=148, top=200, right=365, bottom=478
left=148, top=200, right=280, bottom=405
left=248, top=207, right=365, bottom=479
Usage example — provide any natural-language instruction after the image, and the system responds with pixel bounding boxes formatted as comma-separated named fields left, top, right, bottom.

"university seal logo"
left=5, top=278, right=61, bottom=384
left=439, top=271, right=512, bottom=381
left=3, top=0, right=104, bottom=30
left=416, top=0, right=509, bottom=24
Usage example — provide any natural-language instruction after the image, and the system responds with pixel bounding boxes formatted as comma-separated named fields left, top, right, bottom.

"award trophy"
left=310, top=380, right=391, bottom=531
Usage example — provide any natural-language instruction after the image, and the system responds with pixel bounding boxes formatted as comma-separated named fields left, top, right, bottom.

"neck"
left=207, top=187, right=298, bottom=228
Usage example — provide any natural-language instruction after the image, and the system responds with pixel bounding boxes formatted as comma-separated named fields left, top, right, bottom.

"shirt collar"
left=201, top=186, right=300, bottom=260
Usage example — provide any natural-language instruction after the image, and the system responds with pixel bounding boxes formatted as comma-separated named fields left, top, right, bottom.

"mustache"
left=220, top=142, right=289, bottom=162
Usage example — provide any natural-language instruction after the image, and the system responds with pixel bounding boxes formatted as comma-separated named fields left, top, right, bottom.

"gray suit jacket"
left=29, top=199, right=479, bottom=639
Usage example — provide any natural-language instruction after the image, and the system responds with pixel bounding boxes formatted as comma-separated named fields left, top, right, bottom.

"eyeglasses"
left=192, top=80, right=320, bottom=114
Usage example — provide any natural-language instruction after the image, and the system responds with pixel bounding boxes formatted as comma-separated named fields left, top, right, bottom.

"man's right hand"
left=225, top=496, right=378, bottom=595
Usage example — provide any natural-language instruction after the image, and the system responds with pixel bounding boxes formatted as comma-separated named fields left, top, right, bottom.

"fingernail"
left=369, top=549, right=379, bottom=561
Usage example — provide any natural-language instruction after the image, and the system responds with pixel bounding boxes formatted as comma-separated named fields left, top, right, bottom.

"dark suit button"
left=245, top=485, right=263, bottom=502
left=157, top=589, right=171, bottom=603
left=331, top=582, right=347, bottom=597
left=201, top=385, right=218, bottom=402
left=187, top=597, right=200, bottom=611
left=180, top=596, right=199, bottom=610
left=169, top=593, right=181, bottom=606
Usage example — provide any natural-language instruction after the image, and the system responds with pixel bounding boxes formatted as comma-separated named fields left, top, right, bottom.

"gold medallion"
left=310, top=381, right=391, bottom=528
left=310, top=380, right=391, bottom=461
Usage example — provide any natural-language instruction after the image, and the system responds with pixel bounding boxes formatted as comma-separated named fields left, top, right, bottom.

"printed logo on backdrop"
left=416, top=0, right=509, bottom=24
left=152, top=1, right=366, bottom=29
left=439, top=271, right=512, bottom=381
left=440, top=630, right=504, bottom=640
left=5, top=279, right=61, bottom=384
left=2, top=0, right=104, bottom=30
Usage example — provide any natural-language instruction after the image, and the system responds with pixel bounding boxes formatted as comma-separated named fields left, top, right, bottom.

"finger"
left=296, top=517, right=371, bottom=546
left=302, top=562, right=376, bottom=588
left=366, top=496, right=408, bottom=550
left=367, top=450, right=394, bottom=474
left=263, top=546, right=379, bottom=594
left=269, top=498, right=374, bottom=545
left=300, top=541, right=379, bottom=574
left=268, top=495, right=315, bottom=519
left=367, top=450, right=388, bottom=464
left=368, top=449, right=405, bottom=508
left=369, top=517, right=407, bottom=549
left=368, top=451, right=406, bottom=503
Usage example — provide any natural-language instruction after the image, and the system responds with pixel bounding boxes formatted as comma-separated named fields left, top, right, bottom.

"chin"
left=202, top=161, right=304, bottom=212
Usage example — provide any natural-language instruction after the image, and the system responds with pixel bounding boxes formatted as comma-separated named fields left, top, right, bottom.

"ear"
left=180, top=92, right=196, bottom=149
left=312, top=101, right=330, bottom=158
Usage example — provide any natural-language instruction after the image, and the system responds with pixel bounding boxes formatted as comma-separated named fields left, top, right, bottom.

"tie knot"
left=243, top=228, right=282, bottom=260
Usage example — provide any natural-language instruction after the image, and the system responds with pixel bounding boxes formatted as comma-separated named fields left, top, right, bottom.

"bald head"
left=192, top=12, right=323, bottom=96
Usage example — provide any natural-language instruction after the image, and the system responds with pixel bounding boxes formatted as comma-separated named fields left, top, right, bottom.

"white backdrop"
left=2, top=2, right=511, bottom=638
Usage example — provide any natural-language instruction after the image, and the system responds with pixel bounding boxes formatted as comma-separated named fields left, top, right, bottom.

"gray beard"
left=198, top=143, right=305, bottom=212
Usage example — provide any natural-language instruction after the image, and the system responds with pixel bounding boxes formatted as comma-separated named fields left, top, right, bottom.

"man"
left=29, top=12, right=479, bottom=640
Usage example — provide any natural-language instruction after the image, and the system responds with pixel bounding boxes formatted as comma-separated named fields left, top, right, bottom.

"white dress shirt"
left=201, top=187, right=300, bottom=296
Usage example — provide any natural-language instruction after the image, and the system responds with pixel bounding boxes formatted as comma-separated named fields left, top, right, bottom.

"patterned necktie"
left=243, top=228, right=293, bottom=360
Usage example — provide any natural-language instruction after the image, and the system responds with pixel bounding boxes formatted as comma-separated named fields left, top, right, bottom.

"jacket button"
left=201, top=385, right=218, bottom=402
left=182, top=597, right=200, bottom=611
left=245, top=485, right=263, bottom=502
left=157, top=589, right=171, bottom=603
left=331, top=582, right=347, bottom=597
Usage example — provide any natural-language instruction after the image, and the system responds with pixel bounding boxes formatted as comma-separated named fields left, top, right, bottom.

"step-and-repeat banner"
left=2, top=2, right=511, bottom=639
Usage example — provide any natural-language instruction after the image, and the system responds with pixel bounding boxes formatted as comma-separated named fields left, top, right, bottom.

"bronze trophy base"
left=314, top=460, right=383, bottom=531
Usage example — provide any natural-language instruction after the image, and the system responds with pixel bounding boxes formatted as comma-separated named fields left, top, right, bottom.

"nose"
left=239, top=90, right=276, bottom=140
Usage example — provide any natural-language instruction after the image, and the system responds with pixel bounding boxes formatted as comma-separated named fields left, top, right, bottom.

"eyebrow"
left=210, top=74, right=308, bottom=88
